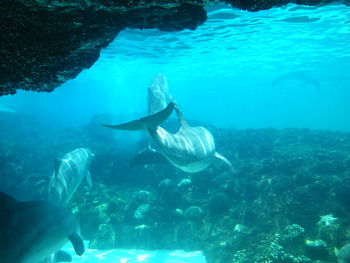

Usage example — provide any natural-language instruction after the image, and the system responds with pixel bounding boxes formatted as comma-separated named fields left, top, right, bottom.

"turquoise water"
left=1, top=3, right=349, bottom=130
left=1, top=3, right=350, bottom=263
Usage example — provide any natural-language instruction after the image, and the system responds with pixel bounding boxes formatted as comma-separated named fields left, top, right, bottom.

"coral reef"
left=1, top=112, right=350, bottom=263
left=232, top=224, right=309, bottom=263
left=338, top=244, right=350, bottom=263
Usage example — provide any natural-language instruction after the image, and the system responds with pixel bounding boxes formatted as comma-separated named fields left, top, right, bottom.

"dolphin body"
left=129, top=74, right=173, bottom=167
left=104, top=102, right=232, bottom=173
left=271, top=71, right=320, bottom=91
left=48, top=148, right=94, bottom=205
left=0, top=191, right=84, bottom=263
left=147, top=73, right=174, bottom=115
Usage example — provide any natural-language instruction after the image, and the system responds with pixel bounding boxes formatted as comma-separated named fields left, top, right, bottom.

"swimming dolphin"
left=103, top=102, right=232, bottom=173
left=0, top=103, right=15, bottom=113
left=48, top=148, right=94, bottom=205
left=147, top=73, right=174, bottom=115
left=0, top=191, right=84, bottom=263
left=271, top=71, right=320, bottom=91
left=129, top=74, right=173, bottom=167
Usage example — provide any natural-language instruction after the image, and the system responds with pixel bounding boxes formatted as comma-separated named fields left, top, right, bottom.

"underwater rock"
left=208, top=192, right=231, bottom=215
left=158, top=178, right=176, bottom=193
left=0, top=1, right=206, bottom=95
left=134, top=190, right=153, bottom=204
left=134, top=204, right=151, bottom=220
left=177, top=178, right=192, bottom=191
left=338, top=244, right=350, bottom=263
left=184, top=205, right=205, bottom=221
left=0, top=0, right=346, bottom=95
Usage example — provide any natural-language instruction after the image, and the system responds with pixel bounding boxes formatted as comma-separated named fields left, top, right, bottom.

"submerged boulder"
left=0, top=0, right=346, bottom=95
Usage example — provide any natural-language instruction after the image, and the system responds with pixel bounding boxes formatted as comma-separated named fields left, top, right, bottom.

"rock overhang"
left=0, top=0, right=347, bottom=96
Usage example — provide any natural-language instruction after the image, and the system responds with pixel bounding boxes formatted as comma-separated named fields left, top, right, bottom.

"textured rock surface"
left=0, top=0, right=346, bottom=95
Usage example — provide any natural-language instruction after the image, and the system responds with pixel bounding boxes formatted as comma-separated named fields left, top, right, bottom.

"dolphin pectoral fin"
left=103, top=102, right=175, bottom=131
left=214, top=152, right=233, bottom=170
left=130, top=147, right=167, bottom=167
left=68, top=233, right=84, bottom=256
left=85, top=171, right=93, bottom=189
left=55, top=250, right=72, bottom=262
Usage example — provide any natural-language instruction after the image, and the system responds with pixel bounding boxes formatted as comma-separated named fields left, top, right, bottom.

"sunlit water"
left=63, top=242, right=206, bottom=263
left=1, top=3, right=349, bottom=130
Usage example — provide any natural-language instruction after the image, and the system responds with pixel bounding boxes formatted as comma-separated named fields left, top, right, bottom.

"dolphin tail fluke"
left=130, top=147, right=167, bottom=167
left=214, top=152, right=233, bottom=170
left=68, top=233, right=84, bottom=256
left=103, top=102, right=175, bottom=131
left=54, top=250, right=72, bottom=262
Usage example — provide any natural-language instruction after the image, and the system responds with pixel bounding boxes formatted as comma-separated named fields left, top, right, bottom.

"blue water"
left=1, top=3, right=349, bottom=131
left=1, top=3, right=350, bottom=263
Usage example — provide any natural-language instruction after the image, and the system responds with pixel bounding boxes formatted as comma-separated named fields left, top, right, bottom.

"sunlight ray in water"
left=63, top=242, right=206, bottom=263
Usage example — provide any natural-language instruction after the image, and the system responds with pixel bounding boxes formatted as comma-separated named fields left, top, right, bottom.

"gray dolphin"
left=130, top=74, right=173, bottom=167
left=147, top=73, right=174, bottom=115
left=0, top=191, right=84, bottom=263
left=271, top=71, right=320, bottom=91
left=48, top=148, right=94, bottom=205
left=103, top=103, right=232, bottom=173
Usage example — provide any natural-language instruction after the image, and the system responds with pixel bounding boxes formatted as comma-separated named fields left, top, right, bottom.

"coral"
left=2, top=114, right=350, bottom=263
left=338, top=244, right=350, bottom=263
left=232, top=224, right=310, bottom=263
left=184, top=206, right=205, bottom=221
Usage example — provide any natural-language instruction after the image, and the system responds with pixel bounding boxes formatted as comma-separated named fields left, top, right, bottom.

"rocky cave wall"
left=0, top=0, right=347, bottom=96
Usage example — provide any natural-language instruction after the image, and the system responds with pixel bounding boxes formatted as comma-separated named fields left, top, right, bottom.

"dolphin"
left=48, top=148, right=94, bottom=205
left=147, top=73, right=174, bottom=115
left=0, top=191, right=84, bottom=263
left=103, top=102, right=232, bottom=173
left=0, top=103, right=15, bottom=113
left=129, top=74, right=173, bottom=167
left=271, top=71, right=320, bottom=91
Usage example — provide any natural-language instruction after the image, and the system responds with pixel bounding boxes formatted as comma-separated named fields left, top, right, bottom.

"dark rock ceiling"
left=0, top=0, right=347, bottom=95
